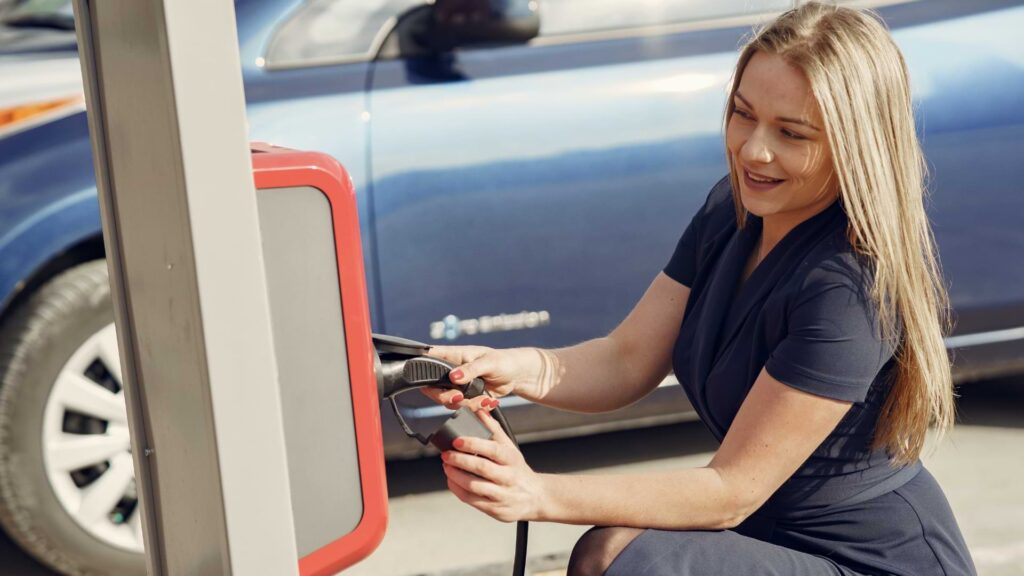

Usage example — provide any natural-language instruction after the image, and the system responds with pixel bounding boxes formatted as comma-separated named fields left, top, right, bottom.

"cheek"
left=796, top=146, right=832, bottom=182
left=725, top=120, right=745, bottom=155
left=771, top=144, right=816, bottom=180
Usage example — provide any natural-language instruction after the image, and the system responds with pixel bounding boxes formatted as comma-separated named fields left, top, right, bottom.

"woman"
left=424, top=2, right=976, bottom=574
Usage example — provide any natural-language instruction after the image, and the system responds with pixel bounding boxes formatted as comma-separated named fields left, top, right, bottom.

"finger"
left=457, top=394, right=495, bottom=412
left=424, top=345, right=462, bottom=365
left=452, top=435, right=508, bottom=465
left=443, top=462, right=501, bottom=500
left=472, top=395, right=501, bottom=410
left=426, top=345, right=491, bottom=366
left=443, top=450, right=508, bottom=485
left=417, top=387, right=465, bottom=408
left=448, top=356, right=497, bottom=386
left=474, top=409, right=512, bottom=444
left=446, top=477, right=499, bottom=517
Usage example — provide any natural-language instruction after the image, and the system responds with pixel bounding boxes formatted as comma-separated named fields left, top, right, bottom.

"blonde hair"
left=724, top=1, right=954, bottom=464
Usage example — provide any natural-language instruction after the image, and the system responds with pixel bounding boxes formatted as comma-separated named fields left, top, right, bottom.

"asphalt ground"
left=348, top=376, right=1024, bottom=576
left=2, top=377, right=1022, bottom=576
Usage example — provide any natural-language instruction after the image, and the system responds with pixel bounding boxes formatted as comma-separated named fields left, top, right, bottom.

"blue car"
left=1, top=0, right=1022, bottom=573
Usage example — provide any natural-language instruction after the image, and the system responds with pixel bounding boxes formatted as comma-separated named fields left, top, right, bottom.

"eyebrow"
left=735, top=91, right=821, bottom=132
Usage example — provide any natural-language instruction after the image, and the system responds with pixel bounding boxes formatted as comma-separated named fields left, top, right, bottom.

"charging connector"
left=373, top=334, right=529, bottom=576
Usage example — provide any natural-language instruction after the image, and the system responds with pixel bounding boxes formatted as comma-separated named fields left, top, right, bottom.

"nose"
left=740, top=126, right=774, bottom=165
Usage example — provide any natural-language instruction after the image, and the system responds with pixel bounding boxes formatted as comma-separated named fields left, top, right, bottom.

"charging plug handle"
left=374, top=333, right=485, bottom=399
left=372, top=333, right=526, bottom=576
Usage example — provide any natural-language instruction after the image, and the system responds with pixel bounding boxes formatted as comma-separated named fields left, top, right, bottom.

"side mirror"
left=426, top=0, right=539, bottom=51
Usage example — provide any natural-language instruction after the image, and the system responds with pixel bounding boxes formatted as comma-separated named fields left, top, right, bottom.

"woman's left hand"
left=441, top=409, right=546, bottom=523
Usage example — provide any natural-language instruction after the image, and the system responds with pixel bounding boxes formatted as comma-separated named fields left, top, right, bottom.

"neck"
left=756, top=193, right=839, bottom=257
left=758, top=217, right=793, bottom=258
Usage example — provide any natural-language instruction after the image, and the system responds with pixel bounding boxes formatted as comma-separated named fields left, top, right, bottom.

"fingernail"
left=441, top=451, right=450, bottom=461
left=453, top=438, right=465, bottom=449
left=451, top=393, right=465, bottom=404
left=450, top=370, right=464, bottom=381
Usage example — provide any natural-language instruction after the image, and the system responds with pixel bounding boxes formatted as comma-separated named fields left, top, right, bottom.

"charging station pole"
left=72, top=1, right=300, bottom=573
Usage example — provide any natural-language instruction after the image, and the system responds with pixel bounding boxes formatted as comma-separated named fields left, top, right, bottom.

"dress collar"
left=690, top=198, right=847, bottom=431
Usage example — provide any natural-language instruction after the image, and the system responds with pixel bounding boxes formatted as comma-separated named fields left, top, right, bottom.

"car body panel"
left=368, top=33, right=738, bottom=351
left=0, top=110, right=98, bottom=310
left=892, top=4, right=1024, bottom=314
left=0, top=0, right=1021, bottom=462
left=244, top=63, right=380, bottom=320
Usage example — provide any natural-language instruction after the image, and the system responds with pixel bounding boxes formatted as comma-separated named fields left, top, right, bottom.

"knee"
left=566, top=526, right=644, bottom=576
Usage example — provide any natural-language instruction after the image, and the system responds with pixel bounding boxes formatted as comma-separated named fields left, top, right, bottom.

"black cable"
left=489, top=402, right=528, bottom=576
left=513, top=520, right=529, bottom=576
left=379, top=356, right=530, bottom=576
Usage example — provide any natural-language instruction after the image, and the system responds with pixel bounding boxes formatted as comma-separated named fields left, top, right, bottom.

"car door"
left=242, top=0, right=429, bottom=328
left=367, top=0, right=791, bottom=351
left=876, top=0, right=1024, bottom=374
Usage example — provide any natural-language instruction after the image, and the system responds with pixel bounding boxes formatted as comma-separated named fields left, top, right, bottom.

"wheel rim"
left=42, top=322, right=142, bottom=553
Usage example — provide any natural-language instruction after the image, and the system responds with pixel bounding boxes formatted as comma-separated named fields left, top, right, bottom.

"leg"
left=567, top=526, right=645, bottom=576
left=600, top=528, right=866, bottom=576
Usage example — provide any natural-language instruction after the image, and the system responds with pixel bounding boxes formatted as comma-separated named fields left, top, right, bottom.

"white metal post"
left=72, top=0, right=300, bottom=573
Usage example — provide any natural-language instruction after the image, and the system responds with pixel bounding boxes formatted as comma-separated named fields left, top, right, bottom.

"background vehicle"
left=1, top=0, right=1022, bottom=574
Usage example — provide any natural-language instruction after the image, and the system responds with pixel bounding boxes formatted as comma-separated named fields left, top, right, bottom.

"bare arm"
left=531, top=368, right=852, bottom=528
left=431, top=272, right=690, bottom=414
left=521, top=272, right=691, bottom=413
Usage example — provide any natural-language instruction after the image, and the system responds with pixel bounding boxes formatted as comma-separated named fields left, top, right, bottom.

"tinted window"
left=264, top=0, right=422, bottom=68
left=540, top=0, right=792, bottom=36
left=2, top=0, right=75, bottom=29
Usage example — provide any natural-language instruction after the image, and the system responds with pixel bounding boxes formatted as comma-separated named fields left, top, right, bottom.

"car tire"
left=0, top=260, right=144, bottom=576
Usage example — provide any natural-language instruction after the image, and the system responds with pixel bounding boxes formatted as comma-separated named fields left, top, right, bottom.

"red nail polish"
left=450, top=370, right=464, bottom=381
left=441, top=451, right=450, bottom=461
left=451, top=393, right=465, bottom=404
left=453, top=438, right=465, bottom=449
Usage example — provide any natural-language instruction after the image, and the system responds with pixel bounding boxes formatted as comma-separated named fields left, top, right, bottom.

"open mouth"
left=743, top=168, right=785, bottom=190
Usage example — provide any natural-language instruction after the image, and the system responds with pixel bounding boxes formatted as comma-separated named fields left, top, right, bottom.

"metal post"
left=72, top=0, right=300, bottom=574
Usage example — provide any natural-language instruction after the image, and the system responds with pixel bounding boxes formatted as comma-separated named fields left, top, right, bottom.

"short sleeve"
left=764, top=258, right=897, bottom=403
left=663, top=175, right=732, bottom=287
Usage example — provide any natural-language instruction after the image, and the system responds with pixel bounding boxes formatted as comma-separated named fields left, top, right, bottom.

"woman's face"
left=726, top=51, right=838, bottom=224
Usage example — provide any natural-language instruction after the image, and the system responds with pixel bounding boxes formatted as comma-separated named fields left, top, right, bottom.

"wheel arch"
left=0, top=193, right=106, bottom=330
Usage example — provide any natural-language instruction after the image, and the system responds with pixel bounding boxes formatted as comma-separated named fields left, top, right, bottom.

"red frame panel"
left=251, top=142, right=387, bottom=575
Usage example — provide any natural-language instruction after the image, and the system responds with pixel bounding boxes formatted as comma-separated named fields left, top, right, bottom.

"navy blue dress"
left=607, top=176, right=975, bottom=576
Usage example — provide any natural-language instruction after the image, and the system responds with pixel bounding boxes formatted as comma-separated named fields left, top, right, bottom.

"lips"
left=744, top=167, right=784, bottom=183
left=742, top=168, right=785, bottom=191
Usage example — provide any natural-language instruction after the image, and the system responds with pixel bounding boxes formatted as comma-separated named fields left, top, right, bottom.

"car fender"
left=0, top=188, right=103, bottom=316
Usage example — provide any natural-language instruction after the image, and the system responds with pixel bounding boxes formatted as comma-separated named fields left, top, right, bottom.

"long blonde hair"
left=724, top=1, right=954, bottom=464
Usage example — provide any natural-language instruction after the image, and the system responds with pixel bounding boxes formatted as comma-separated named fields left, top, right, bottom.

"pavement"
left=347, top=376, right=1024, bottom=576
left=2, top=377, right=1022, bottom=576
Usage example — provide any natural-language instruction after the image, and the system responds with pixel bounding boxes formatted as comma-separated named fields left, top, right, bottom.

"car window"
left=539, top=0, right=792, bottom=37
left=2, top=0, right=74, bottom=29
left=264, top=0, right=422, bottom=68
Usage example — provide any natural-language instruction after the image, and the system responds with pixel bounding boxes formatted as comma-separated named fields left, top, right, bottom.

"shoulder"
left=764, top=220, right=897, bottom=400
left=689, top=174, right=740, bottom=243
left=700, top=173, right=738, bottom=225
left=663, top=174, right=737, bottom=287
left=787, top=224, right=876, bottom=313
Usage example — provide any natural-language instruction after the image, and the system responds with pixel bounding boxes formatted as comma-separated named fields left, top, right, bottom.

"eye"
left=733, top=108, right=753, bottom=120
left=781, top=128, right=806, bottom=140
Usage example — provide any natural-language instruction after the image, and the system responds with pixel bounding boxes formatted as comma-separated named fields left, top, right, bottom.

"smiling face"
left=726, top=51, right=839, bottom=229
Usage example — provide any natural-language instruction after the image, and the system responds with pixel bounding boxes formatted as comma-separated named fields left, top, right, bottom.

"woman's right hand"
left=422, top=345, right=542, bottom=411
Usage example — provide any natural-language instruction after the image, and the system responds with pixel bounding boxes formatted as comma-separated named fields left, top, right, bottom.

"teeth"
left=747, top=170, right=782, bottom=183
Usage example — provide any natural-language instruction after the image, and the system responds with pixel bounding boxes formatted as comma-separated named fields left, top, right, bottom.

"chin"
left=737, top=188, right=774, bottom=219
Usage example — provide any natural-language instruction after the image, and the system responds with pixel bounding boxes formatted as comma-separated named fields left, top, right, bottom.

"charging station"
left=73, top=0, right=389, bottom=573
left=74, top=0, right=529, bottom=572
left=253, top=144, right=388, bottom=575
